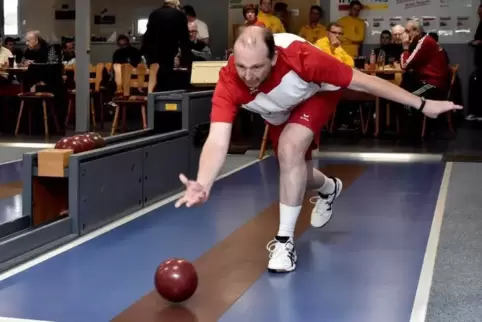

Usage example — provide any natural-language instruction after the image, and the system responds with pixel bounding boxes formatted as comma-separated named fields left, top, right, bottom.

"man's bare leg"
left=267, top=123, right=313, bottom=273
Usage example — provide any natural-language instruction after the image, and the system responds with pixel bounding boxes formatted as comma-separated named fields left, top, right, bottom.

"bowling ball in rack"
left=54, top=136, right=82, bottom=153
left=83, top=132, right=106, bottom=149
left=55, top=137, right=71, bottom=149
left=72, top=135, right=95, bottom=152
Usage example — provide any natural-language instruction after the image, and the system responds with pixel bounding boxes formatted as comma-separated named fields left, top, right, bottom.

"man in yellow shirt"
left=337, top=0, right=365, bottom=57
left=315, top=22, right=354, bottom=67
left=257, top=0, right=285, bottom=33
left=298, top=5, right=327, bottom=44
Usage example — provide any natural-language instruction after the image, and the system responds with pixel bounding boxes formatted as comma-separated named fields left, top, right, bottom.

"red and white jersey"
left=211, top=33, right=354, bottom=125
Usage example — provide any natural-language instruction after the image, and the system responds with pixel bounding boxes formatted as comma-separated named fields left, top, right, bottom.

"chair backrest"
left=67, top=63, right=104, bottom=91
left=447, top=64, right=459, bottom=99
left=121, top=63, right=149, bottom=96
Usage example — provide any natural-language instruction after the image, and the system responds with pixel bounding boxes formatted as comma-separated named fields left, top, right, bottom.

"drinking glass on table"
left=7, top=56, right=14, bottom=68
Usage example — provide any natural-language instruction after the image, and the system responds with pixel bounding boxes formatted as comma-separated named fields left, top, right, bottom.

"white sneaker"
left=266, top=237, right=297, bottom=273
left=310, top=177, right=343, bottom=228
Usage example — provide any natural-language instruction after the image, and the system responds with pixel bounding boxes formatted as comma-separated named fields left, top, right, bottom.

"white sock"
left=316, top=176, right=335, bottom=195
left=277, top=204, right=302, bottom=238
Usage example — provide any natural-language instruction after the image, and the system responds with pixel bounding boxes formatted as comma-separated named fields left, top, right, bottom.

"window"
left=4, top=0, right=19, bottom=35
left=137, top=18, right=148, bottom=35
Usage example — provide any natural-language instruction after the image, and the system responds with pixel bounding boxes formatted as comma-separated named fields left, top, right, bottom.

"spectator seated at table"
left=401, top=20, right=449, bottom=101
left=314, top=22, right=354, bottom=67
left=374, top=30, right=402, bottom=65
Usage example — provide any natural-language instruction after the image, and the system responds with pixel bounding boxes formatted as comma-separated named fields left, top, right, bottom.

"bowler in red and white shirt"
left=175, top=26, right=461, bottom=273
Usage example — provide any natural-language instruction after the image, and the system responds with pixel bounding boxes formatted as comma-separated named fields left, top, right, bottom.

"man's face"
left=309, top=9, right=321, bottom=24
left=349, top=4, right=361, bottom=17
left=405, top=22, right=419, bottom=41
left=188, top=24, right=198, bottom=41
left=118, top=39, right=128, bottom=48
left=25, top=33, right=38, bottom=48
left=245, top=10, right=256, bottom=22
left=234, top=45, right=276, bottom=89
left=328, top=26, right=343, bottom=46
left=391, top=27, right=404, bottom=44
left=4, top=41, right=14, bottom=51
left=64, top=41, right=74, bottom=52
left=380, top=32, right=391, bottom=46
left=260, top=0, right=271, bottom=13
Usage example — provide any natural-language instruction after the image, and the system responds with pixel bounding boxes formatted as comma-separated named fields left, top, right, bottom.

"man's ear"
left=271, top=50, right=278, bottom=66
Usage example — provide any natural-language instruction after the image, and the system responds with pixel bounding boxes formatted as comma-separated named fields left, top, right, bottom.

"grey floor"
left=0, top=146, right=49, bottom=164
left=219, top=151, right=263, bottom=176
left=426, top=162, right=482, bottom=321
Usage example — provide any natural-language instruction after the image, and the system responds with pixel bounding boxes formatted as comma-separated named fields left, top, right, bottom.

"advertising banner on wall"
left=338, top=0, right=389, bottom=11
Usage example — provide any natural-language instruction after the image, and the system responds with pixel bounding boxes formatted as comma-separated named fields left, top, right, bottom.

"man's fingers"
left=175, top=196, right=188, bottom=208
left=452, top=104, right=463, bottom=110
left=179, top=173, right=189, bottom=186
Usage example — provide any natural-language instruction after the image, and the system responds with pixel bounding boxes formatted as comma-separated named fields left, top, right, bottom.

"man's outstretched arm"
left=348, top=68, right=421, bottom=108
left=346, top=68, right=461, bottom=118
left=196, top=122, right=232, bottom=192
left=292, top=41, right=462, bottom=118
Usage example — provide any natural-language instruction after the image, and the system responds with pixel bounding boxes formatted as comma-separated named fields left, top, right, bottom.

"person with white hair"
left=400, top=19, right=449, bottom=101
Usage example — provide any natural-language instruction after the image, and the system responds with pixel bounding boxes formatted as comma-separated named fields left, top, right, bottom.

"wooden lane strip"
left=111, top=164, right=367, bottom=322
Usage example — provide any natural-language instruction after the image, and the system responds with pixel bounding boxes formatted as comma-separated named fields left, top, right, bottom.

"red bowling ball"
left=84, top=132, right=106, bottom=149
left=154, top=258, right=198, bottom=303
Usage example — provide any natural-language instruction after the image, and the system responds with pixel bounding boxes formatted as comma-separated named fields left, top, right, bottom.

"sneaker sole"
left=268, top=266, right=296, bottom=273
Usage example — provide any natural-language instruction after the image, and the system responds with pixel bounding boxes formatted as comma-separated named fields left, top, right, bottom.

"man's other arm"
left=293, top=41, right=423, bottom=110
left=196, top=68, right=238, bottom=191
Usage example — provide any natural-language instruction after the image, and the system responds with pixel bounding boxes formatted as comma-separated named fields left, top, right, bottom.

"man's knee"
left=277, top=126, right=313, bottom=168
left=278, top=141, right=305, bottom=167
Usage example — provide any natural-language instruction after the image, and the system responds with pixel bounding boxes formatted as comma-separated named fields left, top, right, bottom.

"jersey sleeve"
left=211, top=62, right=239, bottom=124
left=401, top=36, right=436, bottom=70
left=286, top=40, right=354, bottom=88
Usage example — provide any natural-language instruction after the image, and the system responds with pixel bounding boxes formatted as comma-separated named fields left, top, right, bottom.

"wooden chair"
left=110, top=63, right=150, bottom=135
left=15, top=91, right=60, bottom=137
left=64, top=63, right=104, bottom=129
left=421, top=64, right=459, bottom=137
left=330, top=89, right=379, bottom=135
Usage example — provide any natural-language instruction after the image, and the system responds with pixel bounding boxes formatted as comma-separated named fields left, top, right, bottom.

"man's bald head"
left=232, top=26, right=277, bottom=89
left=234, top=26, right=275, bottom=59
left=391, top=24, right=405, bottom=44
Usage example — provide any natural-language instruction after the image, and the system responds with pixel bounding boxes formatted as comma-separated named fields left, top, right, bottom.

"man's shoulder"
left=273, top=33, right=307, bottom=49
left=196, top=19, right=208, bottom=27
left=218, top=59, right=240, bottom=89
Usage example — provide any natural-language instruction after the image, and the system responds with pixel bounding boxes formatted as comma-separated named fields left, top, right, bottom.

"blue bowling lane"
left=220, top=162, right=445, bottom=322
left=0, top=158, right=445, bottom=322
left=0, top=157, right=281, bottom=322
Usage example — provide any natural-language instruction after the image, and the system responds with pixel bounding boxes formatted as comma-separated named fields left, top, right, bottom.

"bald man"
left=175, top=27, right=461, bottom=273
left=391, top=24, right=405, bottom=44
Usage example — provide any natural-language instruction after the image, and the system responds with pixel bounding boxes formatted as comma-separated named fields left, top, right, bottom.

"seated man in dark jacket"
left=175, top=21, right=212, bottom=67
left=112, top=35, right=142, bottom=67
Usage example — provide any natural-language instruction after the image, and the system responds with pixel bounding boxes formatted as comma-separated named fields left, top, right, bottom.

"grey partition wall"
left=69, top=130, right=190, bottom=234
left=0, top=129, right=192, bottom=272
left=148, top=90, right=213, bottom=180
